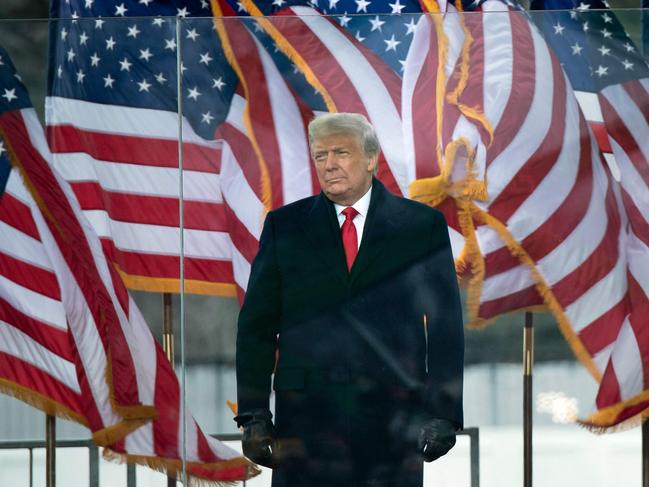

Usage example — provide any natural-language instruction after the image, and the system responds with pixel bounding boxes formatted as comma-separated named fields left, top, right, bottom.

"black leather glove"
left=418, top=418, right=457, bottom=462
left=234, top=409, right=277, bottom=468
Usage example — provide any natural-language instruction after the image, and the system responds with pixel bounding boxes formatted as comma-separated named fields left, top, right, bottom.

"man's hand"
left=234, top=409, right=277, bottom=468
left=418, top=418, right=457, bottom=462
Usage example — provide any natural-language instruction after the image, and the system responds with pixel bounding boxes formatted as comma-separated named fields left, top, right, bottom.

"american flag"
left=48, top=0, right=240, bottom=297
left=0, top=47, right=255, bottom=482
left=529, top=0, right=649, bottom=428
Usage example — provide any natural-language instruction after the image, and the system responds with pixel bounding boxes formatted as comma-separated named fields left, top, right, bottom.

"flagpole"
left=46, top=414, right=56, bottom=487
left=163, top=292, right=176, bottom=487
left=523, top=311, right=534, bottom=487
left=643, top=420, right=649, bottom=487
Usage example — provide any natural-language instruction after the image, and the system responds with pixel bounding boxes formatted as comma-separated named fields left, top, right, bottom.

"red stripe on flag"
left=100, top=239, right=234, bottom=284
left=620, top=188, right=649, bottom=249
left=223, top=204, right=259, bottom=264
left=629, top=268, right=649, bottom=308
left=478, top=284, right=543, bottom=320
left=578, top=297, right=628, bottom=357
left=0, top=298, right=72, bottom=361
left=71, top=181, right=228, bottom=232
left=412, top=19, right=442, bottom=180
left=596, top=360, right=622, bottom=411
left=588, top=121, right=612, bottom=154
left=0, top=350, right=83, bottom=417
left=196, top=423, right=218, bottom=463
left=0, top=192, right=40, bottom=240
left=153, top=347, right=179, bottom=458
left=47, top=125, right=221, bottom=174
left=0, top=252, right=61, bottom=300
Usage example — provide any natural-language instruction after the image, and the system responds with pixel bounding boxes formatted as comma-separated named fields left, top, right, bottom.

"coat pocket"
left=273, top=368, right=307, bottom=391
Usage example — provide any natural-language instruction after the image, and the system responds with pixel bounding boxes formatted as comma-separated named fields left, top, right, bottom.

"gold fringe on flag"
left=115, top=265, right=238, bottom=297
left=421, top=1, right=494, bottom=144
left=103, top=448, right=260, bottom=487
left=581, top=390, right=649, bottom=431
left=0, top=378, right=88, bottom=426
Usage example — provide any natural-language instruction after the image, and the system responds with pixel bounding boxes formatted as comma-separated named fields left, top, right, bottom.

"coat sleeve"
left=422, top=210, right=464, bottom=429
left=236, top=212, right=282, bottom=413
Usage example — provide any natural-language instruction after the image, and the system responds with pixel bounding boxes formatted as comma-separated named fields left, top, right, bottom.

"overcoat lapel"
left=300, top=192, right=349, bottom=285
left=350, top=180, right=402, bottom=284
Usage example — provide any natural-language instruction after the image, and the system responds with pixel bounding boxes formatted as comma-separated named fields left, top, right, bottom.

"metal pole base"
left=46, top=415, right=56, bottom=487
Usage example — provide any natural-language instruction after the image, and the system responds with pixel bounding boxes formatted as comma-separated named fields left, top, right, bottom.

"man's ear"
left=367, top=155, right=379, bottom=174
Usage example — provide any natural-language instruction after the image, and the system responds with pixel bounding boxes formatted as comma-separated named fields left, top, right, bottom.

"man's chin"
left=324, top=185, right=347, bottom=198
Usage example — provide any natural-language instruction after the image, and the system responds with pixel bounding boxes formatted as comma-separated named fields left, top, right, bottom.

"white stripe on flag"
left=401, top=15, right=431, bottom=186
left=46, top=97, right=219, bottom=148
left=0, top=321, right=80, bottom=393
left=124, top=421, right=155, bottom=457
left=0, top=219, right=55, bottom=272
left=52, top=154, right=222, bottom=203
left=0, top=275, right=67, bottom=331
left=610, top=317, right=643, bottom=401
left=254, top=34, right=313, bottom=204
left=82, top=211, right=233, bottom=260
left=220, top=141, right=265, bottom=240
left=232, top=245, right=252, bottom=292
left=574, top=91, right=603, bottom=123
left=482, top=2, right=514, bottom=129
left=486, top=23, right=555, bottom=202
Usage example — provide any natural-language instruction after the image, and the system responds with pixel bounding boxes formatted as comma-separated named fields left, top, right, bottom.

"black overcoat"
left=236, top=179, right=464, bottom=487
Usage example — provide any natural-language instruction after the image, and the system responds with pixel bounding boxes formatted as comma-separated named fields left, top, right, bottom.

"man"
left=235, top=113, right=464, bottom=487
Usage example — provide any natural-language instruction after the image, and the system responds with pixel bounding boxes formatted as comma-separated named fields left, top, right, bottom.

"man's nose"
left=324, top=152, right=338, bottom=170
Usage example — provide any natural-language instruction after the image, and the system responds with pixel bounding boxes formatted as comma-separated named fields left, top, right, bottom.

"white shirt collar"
left=334, top=184, right=372, bottom=218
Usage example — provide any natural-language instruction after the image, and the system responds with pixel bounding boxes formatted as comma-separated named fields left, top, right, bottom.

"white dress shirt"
left=334, top=185, right=372, bottom=250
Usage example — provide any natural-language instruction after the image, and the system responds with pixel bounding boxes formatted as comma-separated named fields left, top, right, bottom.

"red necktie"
left=341, top=207, right=359, bottom=272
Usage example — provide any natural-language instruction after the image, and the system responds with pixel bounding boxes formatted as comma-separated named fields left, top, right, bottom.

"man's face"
left=311, top=133, right=378, bottom=206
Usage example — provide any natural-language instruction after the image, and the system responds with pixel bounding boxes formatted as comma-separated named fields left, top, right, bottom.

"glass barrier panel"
left=0, top=3, right=648, bottom=486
